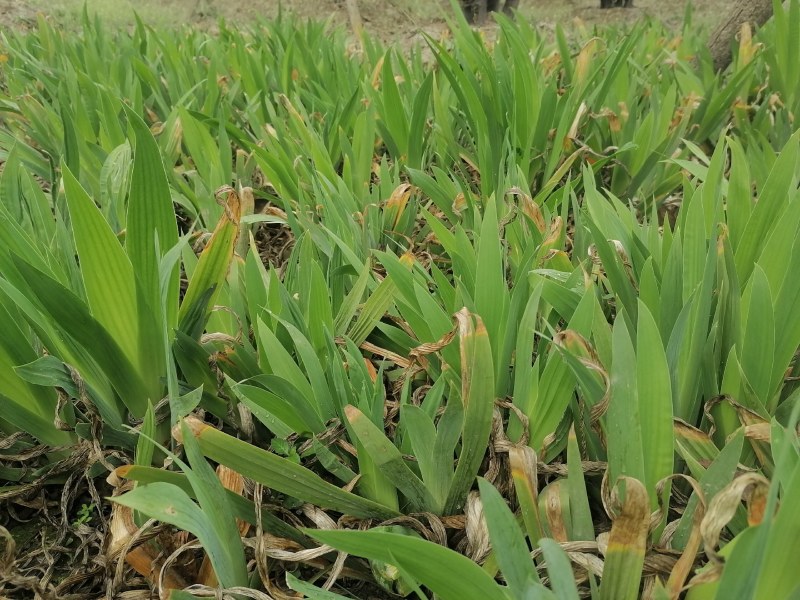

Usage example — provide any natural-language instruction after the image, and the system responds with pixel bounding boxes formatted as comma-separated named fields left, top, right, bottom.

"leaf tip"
left=172, top=416, right=209, bottom=442
left=107, top=465, right=132, bottom=486
left=344, top=404, right=360, bottom=422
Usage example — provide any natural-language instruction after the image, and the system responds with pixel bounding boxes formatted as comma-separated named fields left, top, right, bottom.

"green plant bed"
left=0, top=2, right=799, bottom=598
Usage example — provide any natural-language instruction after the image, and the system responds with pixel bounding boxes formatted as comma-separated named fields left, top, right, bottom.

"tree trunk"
left=707, top=0, right=773, bottom=72
left=600, top=0, right=633, bottom=7
left=503, top=0, right=520, bottom=16
left=461, top=0, right=519, bottom=23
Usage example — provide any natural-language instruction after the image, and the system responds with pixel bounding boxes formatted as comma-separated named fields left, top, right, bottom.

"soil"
left=0, top=0, right=729, bottom=42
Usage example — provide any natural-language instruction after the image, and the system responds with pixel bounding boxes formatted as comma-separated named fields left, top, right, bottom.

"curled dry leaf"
left=510, top=445, right=544, bottom=543
left=703, top=393, right=769, bottom=441
left=464, top=491, right=491, bottom=563
left=452, top=191, right=467, bottom=216
left=744, top=423, right=772, bottom=443
left=171, top=416, right=209, bottom=443
left=385, top=183, right=413, bottom=230
left=599, top=475, right=650, bottom=600
left=700, top=472, right=770, bottom=564
left=605, top=476, right=650, bottom=549
left=746, top=483, right=769, bottom=526
left=107, top=499, right=187, bottom=590
left=0, top=525, right=16, bottom=570
left=542, top=216, right=564, bottom=251
left=506, top=186, right=546, bottom=233
left=407, top=309, right=460, bottom=368
left=565, top=102, right=589, bottom=148
left=359, top=340, right=412, bottom=369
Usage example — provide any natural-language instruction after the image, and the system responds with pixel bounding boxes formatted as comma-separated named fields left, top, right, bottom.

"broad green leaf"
left=178, top=187, right=240, bottom=339
left=725, top=137, right=752, bottom=252
left=309, top=437, right=358, bottom=485
left=0, top=390, right=70, bottom=447
left=509, top=285, right=543, bottom=443
left=62, top=165, right=140, bottom=370
left=445, top=309, right=496, bottom=514
left=254, top=318, right=324, bottom=429
left=134, top=402, right=156, bottom=468
left=402, top=404, right=449, bottom=507
left=769, top=240, right=800, bottom=404
left=347, top=266, right=401, bottom=347
left=3, top=353, right=72, bottom=445
left=538, top=538, right=580, bottom=600
left=474, top=197, right=509, bottom=384
left=274, top=317, right=335, bottom=420
left=114, top=464, right=307, bottom=544
left=177, top=417, right=398, bottom=519
left=175, top=422, right=248, bottom=586
left=478, top=478, right=541, bottom=594
left=346, top=404, right=436, bottom=513
left=740, top=266, right=775, bottom=409
left=125, top=106, right=179, bottom=325
left=308, top=528, right=507, bottom=600
left=734, top=130, right=799, bottom=283
left=606, top=315, right=645, bottom=486
left=10, top=256, right=149, bottom=416
left=636, top=301, right=674, bottom=508
left=752, top=456, right=800, bottom=597
left=229, top=382, right=300, bottom=437
left=286, top=573, right=352, bottom=599
left=566, top=427, right=594, bottom=540
left=112, top=482, right=246, bottom=587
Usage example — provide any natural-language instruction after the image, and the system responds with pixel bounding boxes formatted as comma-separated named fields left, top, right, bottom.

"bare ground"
left=0, top=0, right=728, bottom=41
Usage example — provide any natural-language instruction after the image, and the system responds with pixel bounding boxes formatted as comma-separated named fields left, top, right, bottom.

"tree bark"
left=503, top=0, right=520, bottom=16
left=461, top=0, right=519, bottom=23
left=707, top=0, right=773, bottom=72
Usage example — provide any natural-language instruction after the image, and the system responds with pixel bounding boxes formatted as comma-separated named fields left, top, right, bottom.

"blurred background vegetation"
left=2, top=0, right=728, bottom=35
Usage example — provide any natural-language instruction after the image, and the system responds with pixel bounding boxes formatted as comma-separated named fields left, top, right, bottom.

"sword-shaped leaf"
left=445, top=309, right=495, bottom=514
left=599, top=477, right=650, bottom=600
left=175, top=417, right=398, bottom=519
left=308, top=527, right=508, bottom=600
left=178, top=187, right=240, bottom=339
left=346, top=404, right=436, bottom=513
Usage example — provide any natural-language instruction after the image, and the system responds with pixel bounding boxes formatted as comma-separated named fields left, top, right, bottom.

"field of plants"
left=1, top=1, right=799, bottom=598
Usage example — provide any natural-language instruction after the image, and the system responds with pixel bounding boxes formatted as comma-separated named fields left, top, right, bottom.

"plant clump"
left=0, top=4, right=799, bottom=599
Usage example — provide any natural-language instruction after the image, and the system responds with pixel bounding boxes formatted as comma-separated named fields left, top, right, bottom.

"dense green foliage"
left=1, top=2, right=799, bottom=597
